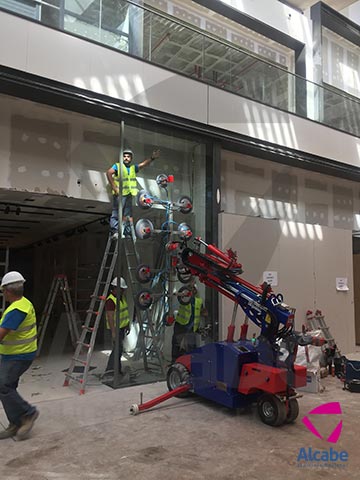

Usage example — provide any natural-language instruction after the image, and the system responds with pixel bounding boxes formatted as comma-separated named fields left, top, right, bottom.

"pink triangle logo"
left=302, top=402, right=343, bottom=444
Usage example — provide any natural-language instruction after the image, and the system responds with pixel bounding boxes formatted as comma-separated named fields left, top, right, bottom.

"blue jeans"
left=110, top=195, right=133, bottom=233
left=0, top=357, right=36, bottom=427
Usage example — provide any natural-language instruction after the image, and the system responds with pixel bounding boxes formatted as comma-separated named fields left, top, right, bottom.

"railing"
left=1, top=0, right=360, bottom=137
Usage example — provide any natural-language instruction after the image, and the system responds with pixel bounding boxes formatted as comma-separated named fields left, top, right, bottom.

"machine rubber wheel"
left=257, top=394, right=287, bottom=427
left=166, top=363, right=191, bottom=398
left=285, top=398, right=299, bottom=424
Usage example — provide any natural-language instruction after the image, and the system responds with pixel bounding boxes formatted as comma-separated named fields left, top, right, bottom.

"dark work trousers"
left=105, top=329, right=126, bottom=373
left=171, top=322, right=197, bottom=362
left=0, top=357, right=37, bottom=427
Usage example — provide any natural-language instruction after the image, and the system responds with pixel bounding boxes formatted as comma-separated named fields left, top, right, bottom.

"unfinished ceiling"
left=0, top=190, right=110, bottom=249
left=282, top=0, right=358, bottom=12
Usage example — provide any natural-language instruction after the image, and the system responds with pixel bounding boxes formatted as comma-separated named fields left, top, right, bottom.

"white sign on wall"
left=263, top=271, right=278, bottom=286
left=336, top=277, right=349, bottom=292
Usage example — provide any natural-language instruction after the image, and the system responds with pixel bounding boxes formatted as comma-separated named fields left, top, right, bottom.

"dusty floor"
left=1, top=359, right=360, bottom=480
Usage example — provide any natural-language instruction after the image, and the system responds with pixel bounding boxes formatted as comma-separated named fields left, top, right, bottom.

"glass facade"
left=0, top=92, right=212, bottom=390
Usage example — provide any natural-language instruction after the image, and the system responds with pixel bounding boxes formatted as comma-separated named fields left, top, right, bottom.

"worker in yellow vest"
left=106, top=147, right=160, bottom=238
left=172, top=284, right=207, bottom=362
left=104, top=277, right=130, bottom=377
left=0, top=271, right=39, bottom=440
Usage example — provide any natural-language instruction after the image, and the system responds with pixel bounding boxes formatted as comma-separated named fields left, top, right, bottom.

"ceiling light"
left=4, top=206, right=10, bottom=214
left=15, top=207, right=21, bottom=216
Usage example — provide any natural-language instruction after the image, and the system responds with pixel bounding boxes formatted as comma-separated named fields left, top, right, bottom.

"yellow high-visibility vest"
left=0, top=297, right=37, bottom=355
left=106, top=293, right=130, bottom=329
left=113, top=164, right=137, bottom=196
left=175, top=297, right=202, bottom=332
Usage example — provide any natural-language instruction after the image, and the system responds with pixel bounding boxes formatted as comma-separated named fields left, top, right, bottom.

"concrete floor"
left=1, top=353, right=360, bottom=479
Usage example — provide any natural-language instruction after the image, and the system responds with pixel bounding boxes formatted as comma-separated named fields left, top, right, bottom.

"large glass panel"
left=0, top=92, right=213, bottom=393
left=64, top=0, right=101, bottom=43
left=112, top=121, right=210, bottom=386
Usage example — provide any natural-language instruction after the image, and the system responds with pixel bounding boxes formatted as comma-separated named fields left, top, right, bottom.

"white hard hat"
left=111, top=277, right=128, bottom=289
left=123, top=148, right=133, bottom=157
left=1, top=271, right=26, bottom=288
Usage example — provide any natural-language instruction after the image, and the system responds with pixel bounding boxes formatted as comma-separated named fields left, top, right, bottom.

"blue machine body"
left=188, top=340, right=260, bottom=408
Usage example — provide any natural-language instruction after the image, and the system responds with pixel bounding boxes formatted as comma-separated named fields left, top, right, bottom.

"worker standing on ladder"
left=103, top=277, right=130, bottom=378
left=106, top=147, right=160, bottom=238
left=0, top=272, right=39, bottom=440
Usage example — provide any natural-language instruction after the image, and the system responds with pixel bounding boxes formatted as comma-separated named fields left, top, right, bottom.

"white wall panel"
left=27, top=22, right=92, bottom=85
left=0, top=13, right=28, bottom=70
left=208, top=86, right=360, bottom=169
left=219, top=213, right=356, bottom=354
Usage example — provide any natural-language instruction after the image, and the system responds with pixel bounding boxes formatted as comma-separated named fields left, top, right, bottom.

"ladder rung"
left=82, top=325, right=95, bottom=332
left=77, top=341, right=90, bottom=348
left=72, top=357, right=88, bottom=365
left=64, top=373, right=84, bottom=383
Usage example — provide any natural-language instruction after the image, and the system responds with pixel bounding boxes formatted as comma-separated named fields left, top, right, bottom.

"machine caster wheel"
left=257, top=394, right=287, bottom=427
left=167, top=363, right=191, bottom=398
left=285, top=398, right=299, bottom=423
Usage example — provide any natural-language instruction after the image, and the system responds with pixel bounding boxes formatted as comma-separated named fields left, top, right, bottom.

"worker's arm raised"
left=138, top=149, right=160, bottom=170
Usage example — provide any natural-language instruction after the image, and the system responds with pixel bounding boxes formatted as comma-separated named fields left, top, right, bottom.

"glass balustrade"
left=2, top=0, right=360, bottom=137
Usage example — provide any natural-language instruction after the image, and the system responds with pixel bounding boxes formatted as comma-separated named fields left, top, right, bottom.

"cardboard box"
left=298, top=370, right=321, bottom=393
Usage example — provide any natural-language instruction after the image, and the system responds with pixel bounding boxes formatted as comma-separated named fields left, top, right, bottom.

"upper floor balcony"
left=1, top=0, right=360, bottom=138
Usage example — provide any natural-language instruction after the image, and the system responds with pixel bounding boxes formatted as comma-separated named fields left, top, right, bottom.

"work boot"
left=16, top=410, right=39, bottom=440
left=0, top=424, right=18, bottom=439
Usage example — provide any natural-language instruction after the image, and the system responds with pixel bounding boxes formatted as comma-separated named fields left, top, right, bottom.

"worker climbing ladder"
left=37, top=274, right=79, bottom=355
left=64, top=235, right=118, bottom=393
left=0, top=247, right=9, bottom=315
left=123, top=224, right=166, bottom=375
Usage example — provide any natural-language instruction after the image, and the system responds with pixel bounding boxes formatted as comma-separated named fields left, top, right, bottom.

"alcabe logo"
left=302, top=401, right=343, bottom=443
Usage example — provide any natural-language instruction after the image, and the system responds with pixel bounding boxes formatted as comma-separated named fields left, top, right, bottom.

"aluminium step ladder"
left=0, top=247, right=9, bottom=315
left=306, top=309, right=340, bottom=356
left=123, top=226, right=166, bottom=375
left=63, top=235, right=118, bottom=394
left=37, top=274, right=79, bottom=355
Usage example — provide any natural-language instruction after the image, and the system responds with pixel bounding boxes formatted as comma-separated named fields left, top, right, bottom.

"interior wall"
left=0, top=94, right=119, bottom=203
left=353, top=253, right=360, bottom=345
left=219, top=213, right=356, bottom=354
left=219, top=149, right=358, bottom=354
